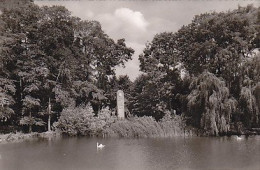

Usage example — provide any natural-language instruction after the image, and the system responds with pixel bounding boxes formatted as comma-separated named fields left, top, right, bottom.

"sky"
left=35, top=0, right=259, bottom=81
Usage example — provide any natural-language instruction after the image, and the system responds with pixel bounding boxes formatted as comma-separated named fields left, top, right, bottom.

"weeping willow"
left=187, top=71, right=237, bottom=136
left=239, top=53, right=260, bottom=127
left=239, top=83, right=259, bottom=127
left=254, top=83, right=260, bottom=125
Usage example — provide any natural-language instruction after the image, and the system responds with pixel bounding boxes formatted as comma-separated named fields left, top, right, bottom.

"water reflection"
left=0, top=136, right=260, bottom=170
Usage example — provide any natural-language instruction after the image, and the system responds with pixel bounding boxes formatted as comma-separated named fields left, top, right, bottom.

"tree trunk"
left=48, top=115, right=51, bottom=132
left=29, top=111, right=32, bottom=133
left=48, top=97, right=51, bottom=132
left=20, top=78, right=23, bottom=99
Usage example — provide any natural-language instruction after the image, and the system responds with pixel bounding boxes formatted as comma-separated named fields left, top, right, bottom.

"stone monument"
left=117, top=90, right=125, bottom=119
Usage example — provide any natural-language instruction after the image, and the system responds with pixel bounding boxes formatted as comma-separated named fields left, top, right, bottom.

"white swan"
left=236, top=136, right=243, bottom=140
left=97, top=142, right=105, bottom=149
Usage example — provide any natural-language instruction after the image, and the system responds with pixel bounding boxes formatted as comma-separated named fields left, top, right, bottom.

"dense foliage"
left=187, top=72, right=237, bottom=135
left=0, top=2, right=134, bottom=133
left=136, top=5, right=259, bottom=135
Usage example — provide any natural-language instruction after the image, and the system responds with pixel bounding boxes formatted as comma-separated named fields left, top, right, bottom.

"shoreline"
left=0, top=130, right=259, bottom=145
left=0, top=131, right=61, bottom=144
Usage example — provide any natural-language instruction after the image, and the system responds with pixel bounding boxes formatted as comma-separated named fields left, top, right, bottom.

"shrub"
left=56, top=104, right=95, bottom=135
left=57, top=104, right=116, bottom=136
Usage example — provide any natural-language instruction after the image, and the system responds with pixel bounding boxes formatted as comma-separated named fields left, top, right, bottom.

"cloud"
left=114, top=8, right=149, bottom=31
left=96, top=8, right=149, bottom=43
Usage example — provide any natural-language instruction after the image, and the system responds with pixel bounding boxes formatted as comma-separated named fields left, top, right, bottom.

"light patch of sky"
left=35, top=0, right=259, bottom=81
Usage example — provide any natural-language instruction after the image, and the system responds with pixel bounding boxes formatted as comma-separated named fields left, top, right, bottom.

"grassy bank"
left=0, top=131, right=61, bottom=144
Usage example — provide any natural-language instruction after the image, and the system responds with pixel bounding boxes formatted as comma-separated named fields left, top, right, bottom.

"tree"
left=0, top=15, right=16, bottom=123
left=187, top=72, right=237, bottom=135
left=138, top=31, right=190, bottom=120
left=20, top=96, right=44, bottom=133
left=139, top=32, right=178, bottom=74
left=239, top=86, right=259, bottom=127
left=0, top=78, right=15, bottom=121
left=73, top=19, right=134, bottom=113
left=129, top=70, right=184, bottom=120
left=0, top=0, right=33, bottom=10
left=137, top=31, right=190, bottom=119
left=175, top=5, right=259, bottom=97
left=238, top=53, right=260, bottom=127
left=0, top=4, right=43, bottom=132
left=129, top=74, right=162, bottom=119
left=102, top=75, right=133, bottom=117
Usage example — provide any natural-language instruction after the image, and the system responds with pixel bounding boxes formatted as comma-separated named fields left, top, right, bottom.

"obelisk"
left=117, top=90, right=125, bottom=119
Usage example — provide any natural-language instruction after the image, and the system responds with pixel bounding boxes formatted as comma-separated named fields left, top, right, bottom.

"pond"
left=0, top=136, right=260, bottom=170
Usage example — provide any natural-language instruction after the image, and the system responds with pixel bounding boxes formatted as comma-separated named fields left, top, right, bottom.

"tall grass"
left=104, top=113, right=193, bottom=137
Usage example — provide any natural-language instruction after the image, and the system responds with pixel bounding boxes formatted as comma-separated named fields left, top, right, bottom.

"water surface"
left=0, top=136, right=259, bottom=170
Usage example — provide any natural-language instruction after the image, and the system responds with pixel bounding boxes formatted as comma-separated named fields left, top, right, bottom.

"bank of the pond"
left=0, top=131, right=61, bottom=144
left=1, top=130, right=259, bottom=145
left=1, top=117, right=260, bottom=144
